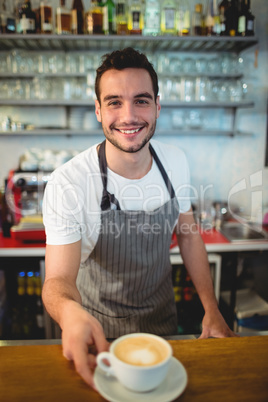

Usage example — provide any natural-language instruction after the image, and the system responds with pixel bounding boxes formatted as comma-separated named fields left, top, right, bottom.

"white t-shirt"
left=43, top=140, right=191, bottom=263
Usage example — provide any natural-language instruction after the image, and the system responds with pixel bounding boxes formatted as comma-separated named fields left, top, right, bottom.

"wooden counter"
left=0, top=336, right=267, bottom=402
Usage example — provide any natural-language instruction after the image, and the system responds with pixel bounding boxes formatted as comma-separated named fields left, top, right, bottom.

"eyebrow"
left=103, top=92, right=153, bottom=102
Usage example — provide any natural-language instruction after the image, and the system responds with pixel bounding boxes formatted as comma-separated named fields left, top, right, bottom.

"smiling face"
left=95, top=68, right=161, bottom=154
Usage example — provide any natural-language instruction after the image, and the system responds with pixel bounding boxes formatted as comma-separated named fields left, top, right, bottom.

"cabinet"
left=0, top=34, right=258, bottom=138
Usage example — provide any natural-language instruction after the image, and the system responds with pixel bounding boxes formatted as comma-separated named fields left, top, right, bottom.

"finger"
left=93, top=329, right=110, bottom=353
left=72, top=346, right=97, bottom=390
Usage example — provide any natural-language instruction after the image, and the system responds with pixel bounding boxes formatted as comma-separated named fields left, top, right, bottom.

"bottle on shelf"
left=238, top=0, right=255, bottom=36
left=115, top=0, right=128, bottom=34
left=56, top=0, right=71, bottom=35
left=33, top=272, right=45, bottom=339
left=219, top=0, right=230, bottom=35
left=143, top=0, right=161, bottom=36
left=192, top=3, right=203, bottom=36
left=102, top=0, right=116, bottom=35
left=176, top=0, right=191, bottom=36
left=85, top=0, right=104, bottom=34
left=160, top=0, right=177, bottom=36
left=71, top=0, right=84, bottom=34
left=212, top=0, right=221, bottom=35
left=225, top=0, right=239, bottom=36
left=128, top=0, right=143, bottom=35
left=40, top=0, right=53, bottom=34
left=19, top=0, right=36, bottom=34
left=245, top=0, right=255, bottom=36
left=205, top=0, right=214, bottom=36
left=0, top=0, right=16, bottom=33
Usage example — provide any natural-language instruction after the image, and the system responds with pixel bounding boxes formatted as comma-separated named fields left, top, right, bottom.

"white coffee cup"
left=96, top=333, right=173, bottom=392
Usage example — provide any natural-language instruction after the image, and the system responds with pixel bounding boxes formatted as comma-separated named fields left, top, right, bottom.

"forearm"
left=42, top=277, right=83, bottom=329
left=177, top=225, right=218, bottom=313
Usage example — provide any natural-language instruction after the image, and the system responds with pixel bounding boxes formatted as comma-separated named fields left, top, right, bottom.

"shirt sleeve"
left=42, top=174, right=82, bottom=245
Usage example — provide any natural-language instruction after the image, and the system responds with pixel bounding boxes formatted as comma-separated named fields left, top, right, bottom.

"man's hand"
left=61, top=303, right=110, bottom=389
left=199, top=307, right=239, bottom=339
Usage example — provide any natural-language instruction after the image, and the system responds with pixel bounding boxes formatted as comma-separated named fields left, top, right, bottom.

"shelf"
left=0, top=128, right=253, bottom=137
left=0, top=72, right=244, bottom=79
left=0, top=34, right=258, bottom=53
left=0, top=99, right=254, bottom=108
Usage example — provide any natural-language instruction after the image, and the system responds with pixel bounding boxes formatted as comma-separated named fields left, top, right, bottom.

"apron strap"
left=98, top=140, right=176, bottom=211
left=98, top=140, right=121, bottom=211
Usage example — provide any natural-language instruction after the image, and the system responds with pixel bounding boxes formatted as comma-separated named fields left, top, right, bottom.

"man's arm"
left=42, top=241, right=109, bottom=388
left=176, top=208, right=237, bottom=338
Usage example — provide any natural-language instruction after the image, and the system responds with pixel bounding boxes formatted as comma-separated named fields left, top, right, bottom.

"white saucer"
left=94, top=356, right=188, bottom=402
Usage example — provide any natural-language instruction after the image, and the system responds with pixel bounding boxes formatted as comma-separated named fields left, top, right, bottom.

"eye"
left=136, top=99, right=149, bottom=105
left=108, top=100, right=121, bottom=106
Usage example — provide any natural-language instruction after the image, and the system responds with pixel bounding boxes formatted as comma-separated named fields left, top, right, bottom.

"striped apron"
left=77, top=140, right=180, bottom=339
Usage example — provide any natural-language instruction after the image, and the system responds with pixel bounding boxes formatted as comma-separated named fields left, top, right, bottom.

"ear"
left=95, top=99, right=102, bottom=122
left=156, top=96, right=161, bottom=119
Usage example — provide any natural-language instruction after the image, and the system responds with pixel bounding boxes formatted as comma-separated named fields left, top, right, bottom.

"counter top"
left=0, top=336, right=267, bottom=402
left=1, top=228, right=268, bottom=257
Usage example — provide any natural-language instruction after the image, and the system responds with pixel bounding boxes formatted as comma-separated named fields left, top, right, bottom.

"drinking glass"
left=182, top=77, right=195, bottom=102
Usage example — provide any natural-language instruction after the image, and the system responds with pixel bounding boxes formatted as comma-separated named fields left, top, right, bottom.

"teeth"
left=119, top=128, right=140, bottom=134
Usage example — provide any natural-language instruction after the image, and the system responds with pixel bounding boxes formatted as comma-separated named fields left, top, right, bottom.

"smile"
left=116, top=127, right=144, bottom=134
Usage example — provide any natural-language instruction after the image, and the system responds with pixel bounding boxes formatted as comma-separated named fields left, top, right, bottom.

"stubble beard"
left=102, top=121, right=157, bottom=153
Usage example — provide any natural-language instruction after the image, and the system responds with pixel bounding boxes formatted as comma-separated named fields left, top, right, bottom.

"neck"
left=105, top=141, right=152, bottom=179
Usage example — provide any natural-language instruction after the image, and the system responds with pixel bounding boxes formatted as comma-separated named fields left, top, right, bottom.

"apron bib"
left=77, top=141, right=180, bottom=338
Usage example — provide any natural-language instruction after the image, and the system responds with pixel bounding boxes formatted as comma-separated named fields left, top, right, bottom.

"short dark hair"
left=95, top=47, right=159, bottom=103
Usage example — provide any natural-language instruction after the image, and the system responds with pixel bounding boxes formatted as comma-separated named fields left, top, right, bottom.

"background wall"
left=0, top=0, right=267, bottom=222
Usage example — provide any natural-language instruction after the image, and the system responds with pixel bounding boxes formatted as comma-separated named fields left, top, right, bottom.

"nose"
left=119, top=102, right=138, bottom=124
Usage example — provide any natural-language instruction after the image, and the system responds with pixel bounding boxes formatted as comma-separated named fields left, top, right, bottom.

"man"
left=42, top=47, right=236, bottom=389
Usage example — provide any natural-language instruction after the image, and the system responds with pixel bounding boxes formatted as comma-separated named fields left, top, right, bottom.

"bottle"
left=115, top=0, right=128, bottom=34
left=56, top=0, right=71, bottom=34
left=85, top=0, right=104, bottom=34
left=19, top=0, right=36, bottom=34
left=102, top=0, right=116, bottom=35
left=245, top=0, right=255, bottom=36
left=143, top=0, right=160, bottom=36
left=238, top=0, right=254, bottom=36
left=225, top=0, right=239, bottom=36
left=71, top=0, right=84, bottom=34
left=192, top=3, right=203, bottom=36
left=0, top=0, right=16, bottom=33
left=33, top=272, right=45, bottom=339
left=205, top=0, right=214, bottom=36
left=176, top=0, right=191, bottom=36
left=219, top=0, right=230, bottom=35
left=212, top=0, right=221, bottom=35
left=128, top=0, right=143, bottom=35
left=160, top=0, right=177, bottom=36
left=40, top=1, right=53, bottom=34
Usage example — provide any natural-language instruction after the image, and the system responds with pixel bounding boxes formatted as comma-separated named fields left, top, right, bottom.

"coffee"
left=114, top=335, right=168, bottom=366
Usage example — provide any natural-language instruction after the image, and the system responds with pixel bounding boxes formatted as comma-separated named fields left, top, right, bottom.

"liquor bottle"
left=212, top=0, right=221, bottom=35
left=219, top=0, right=230, bottom=35
left=33, top=272, right=45, bottom=339
left=160, top=0, right=176, bottom=35
left=192, top=3, right=202, bottom=36
left=56, top=0, right=71, bottom=34
left=19, top=0, right=36, bottom=34
left=85, top=0, right=104, bottom=34
left=225, top=0, right=239, bottom=36
left=115, top=0, right=128, bottom=34
left=176, top=0, right=191, bottom=36
left=128, top=0, right=143, bottom=35
left=71, top=0, right=84, bottom=34
left=40, top=1, right=53, bottom=34
left=102, top=0, right=116, bottom=35
left=0, top=0, right=16, bottom=33
left=245, top=0, right=255, bottom=36
left=205, top=0, right=214, bottom=36
left=238, top=0, right=254, bottom=36
left=143, top=0, right=160, bottom=36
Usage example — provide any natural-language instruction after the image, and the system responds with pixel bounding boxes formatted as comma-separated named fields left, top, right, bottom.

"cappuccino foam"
left=114, top=336, right=168, bottom=366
